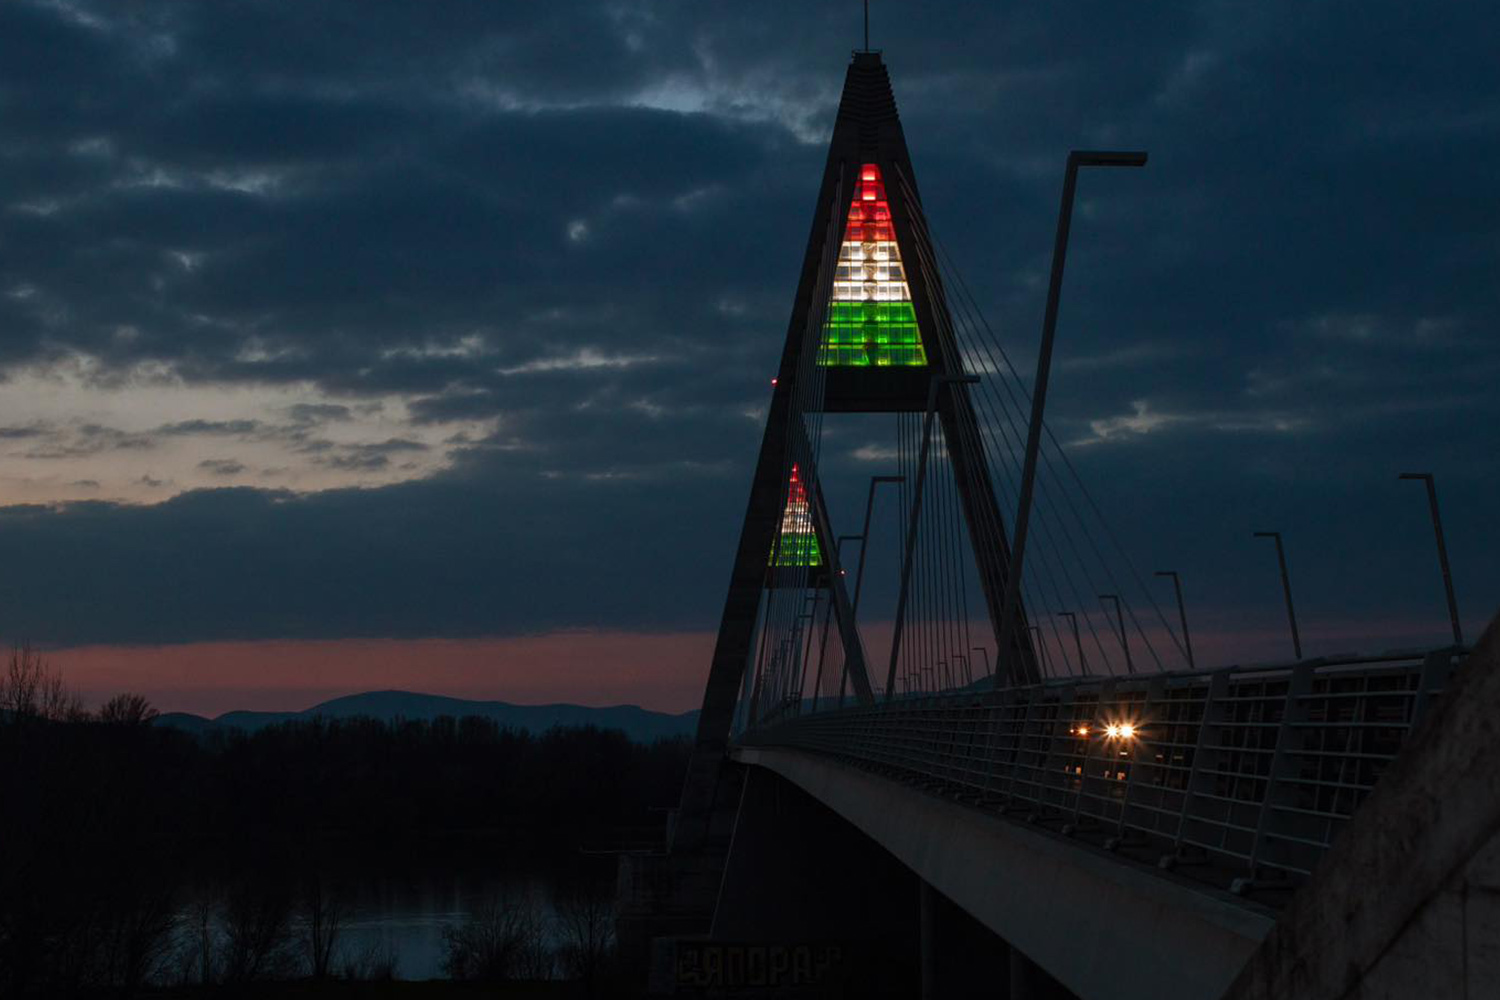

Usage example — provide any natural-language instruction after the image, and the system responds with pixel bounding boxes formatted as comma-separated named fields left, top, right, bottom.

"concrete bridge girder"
left=730, top=745, right=1276, bottom=1000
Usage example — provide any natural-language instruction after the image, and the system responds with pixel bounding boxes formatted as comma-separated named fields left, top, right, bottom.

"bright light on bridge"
left=1072, top=722, right=1139, bottom=739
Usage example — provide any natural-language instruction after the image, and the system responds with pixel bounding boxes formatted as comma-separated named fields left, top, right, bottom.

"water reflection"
left=331, top=869, right=559, bottom=980
left=164, top=847, right=608, bottom=983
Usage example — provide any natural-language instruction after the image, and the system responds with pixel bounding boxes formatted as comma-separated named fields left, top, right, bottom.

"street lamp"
left=852, top=476, right=904, bottom=620
left=1253, top=531, right=1302, bottom=660
left=1028, top=625, right=1052, bottom=679
left=1398, top=473, right=1463, bottom=647
left=953, top=654, right=972, bottom=687
left=1154, top=570, right=1195, bottom=669
left=1056, top=611, right=1088, bottom=676
left=1098, top=594, right=1135, bottom=674
left=995, top=150, right=1147, bottom=688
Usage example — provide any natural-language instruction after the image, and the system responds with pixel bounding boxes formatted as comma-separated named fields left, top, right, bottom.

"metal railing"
left=739, top=648, right=1465, bottom=893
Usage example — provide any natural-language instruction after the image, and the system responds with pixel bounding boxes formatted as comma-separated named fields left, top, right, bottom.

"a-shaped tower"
left=675, top=51, right=1036, bottom=851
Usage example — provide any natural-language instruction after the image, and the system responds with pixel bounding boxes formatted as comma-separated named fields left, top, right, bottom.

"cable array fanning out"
left=736, top=162, right=1191, bottom=733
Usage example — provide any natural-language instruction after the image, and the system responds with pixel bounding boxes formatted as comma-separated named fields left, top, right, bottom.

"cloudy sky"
left=1, top=1, right=1496, bottom=713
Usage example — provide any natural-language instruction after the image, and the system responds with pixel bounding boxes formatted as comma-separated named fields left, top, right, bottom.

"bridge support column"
left=710, top=766, right=921, bottom=996
left=1008, top=947, right=1035, bottom=999
left=918, top=877, right=1028, bottom=998
left=920, top=880, right=937, bottom=999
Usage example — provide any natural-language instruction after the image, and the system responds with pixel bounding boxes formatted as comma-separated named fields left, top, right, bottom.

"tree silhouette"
left=299, top=872, right=343, bottom=979
left=98, top=693, right=159, bottom=726
left=1, top=643, right=82, bottom=722
left=555, top=883, right=617, bottom=993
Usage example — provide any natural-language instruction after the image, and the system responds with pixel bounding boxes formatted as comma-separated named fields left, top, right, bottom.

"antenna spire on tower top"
left=863, top=0, right=870, bottom=51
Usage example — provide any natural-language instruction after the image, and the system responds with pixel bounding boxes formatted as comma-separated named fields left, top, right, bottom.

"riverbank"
left=140, top=981, right=584, bottom=998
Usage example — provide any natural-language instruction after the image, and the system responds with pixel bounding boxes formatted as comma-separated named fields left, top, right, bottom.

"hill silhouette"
left=156, top=689, right=699, bottom=742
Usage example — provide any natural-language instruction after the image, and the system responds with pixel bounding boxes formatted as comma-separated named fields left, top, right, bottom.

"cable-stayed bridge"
left=618, top=50, right=1496, bottom=1000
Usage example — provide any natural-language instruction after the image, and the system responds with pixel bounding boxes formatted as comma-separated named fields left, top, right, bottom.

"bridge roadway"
left=725, top=648, right=1468, bottom=998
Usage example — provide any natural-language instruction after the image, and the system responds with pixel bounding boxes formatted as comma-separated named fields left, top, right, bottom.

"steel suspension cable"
left=926, top=226, right=1185, bottom=669
left=935, top=257, right=1169, bottom=674
left=899, top=211, right=1139, bottom=677
left=898, top=219, right=1118, bottom=676
left=893, top=169, right=1178, bottom=673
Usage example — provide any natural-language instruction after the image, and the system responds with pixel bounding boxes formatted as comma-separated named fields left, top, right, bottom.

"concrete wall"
left=1222, top=612, right=1500, bottom=1000
left=732, top=745, right=1275, bottom=1000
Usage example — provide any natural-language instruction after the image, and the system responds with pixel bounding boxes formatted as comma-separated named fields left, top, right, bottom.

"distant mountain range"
left=154, top=690, right=700, bottom=743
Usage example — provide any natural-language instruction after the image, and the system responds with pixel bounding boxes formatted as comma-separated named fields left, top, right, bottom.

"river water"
left=317, top=867, right=562, bottom=980
left=160, top=848, right=612, bottom=983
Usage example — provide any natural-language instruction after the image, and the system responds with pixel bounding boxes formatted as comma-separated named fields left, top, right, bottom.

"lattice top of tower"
left=836, top=52, right=900, bottom=145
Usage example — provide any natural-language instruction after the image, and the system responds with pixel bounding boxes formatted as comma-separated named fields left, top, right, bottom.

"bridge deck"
left=731, top=744, right=1277, bottom=1000
left=740, top=648, right=1465, bottom=896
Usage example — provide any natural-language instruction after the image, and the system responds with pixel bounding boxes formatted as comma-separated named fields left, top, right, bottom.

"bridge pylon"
left=674, top=50, right=1037, bottom=853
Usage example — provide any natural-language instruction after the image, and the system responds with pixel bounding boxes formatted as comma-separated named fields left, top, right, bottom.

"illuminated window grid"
left=820, top=302, right=925, bottom=367
left=771, top=534, right=823, bottom=567
left=818, top=163, right=928, bottom=368
left=771, top=464, right=823, bottom=568
left=833, top=240, right=907, bottom=299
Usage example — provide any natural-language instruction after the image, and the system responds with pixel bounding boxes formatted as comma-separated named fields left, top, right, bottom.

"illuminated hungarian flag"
left=818, top=163, right=928, bottom=367
left=771, top=463, right=822, bottom=567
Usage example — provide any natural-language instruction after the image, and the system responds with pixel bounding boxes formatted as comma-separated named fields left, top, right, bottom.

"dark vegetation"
left=0, top=646, right=690, bottom=996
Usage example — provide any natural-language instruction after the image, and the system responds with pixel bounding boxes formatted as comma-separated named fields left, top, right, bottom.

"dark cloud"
left=158, top=419, right=262, bottom=436
left=20, top=423, right=156, bottom=459
left=0, top=0, right=1496, bottom=650
left=197, top=458, right=246, bottom=476
left=0, top=475, right=740, bottom=644
left=285, top=403, right=351, bottom=424
left=311, top=438, right=429, bottom=472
